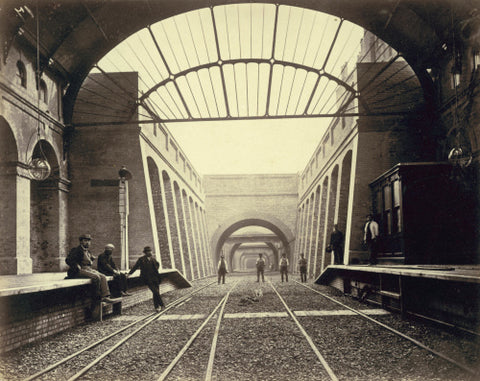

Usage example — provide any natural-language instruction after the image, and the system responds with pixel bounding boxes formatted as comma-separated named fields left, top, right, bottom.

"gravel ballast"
left=0, top=274, right=478, bottom=381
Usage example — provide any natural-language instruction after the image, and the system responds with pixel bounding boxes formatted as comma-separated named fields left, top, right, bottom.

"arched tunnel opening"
left=213, top=218, right=294, bottom=275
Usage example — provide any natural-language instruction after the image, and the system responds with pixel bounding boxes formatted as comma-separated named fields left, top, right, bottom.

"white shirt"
left=364, top=220, right=379, bottom=241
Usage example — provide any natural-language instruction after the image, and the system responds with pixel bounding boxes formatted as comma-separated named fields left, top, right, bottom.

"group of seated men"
left=66, top=233, right=130, bottom=303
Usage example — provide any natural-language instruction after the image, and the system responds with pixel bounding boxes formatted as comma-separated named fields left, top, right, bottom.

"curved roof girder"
left=138, top=58, right=364, bottom=121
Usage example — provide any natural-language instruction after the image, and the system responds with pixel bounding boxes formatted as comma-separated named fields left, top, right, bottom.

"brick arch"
left=0, top=118, right=19, bottom=274
left=265, top=242, right=279, bottom=270
left=162, top=170, right=182, bottom=271
left=0, top=117, right=18, bottom=163
left=211, top=211, right=295, bottom=264
left=228, top=242, right=243, bottom=271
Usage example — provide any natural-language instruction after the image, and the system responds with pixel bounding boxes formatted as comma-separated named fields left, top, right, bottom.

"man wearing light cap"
left=65, top=234, right=116, bottom=303
left=98, top=243, right=130, bottom=297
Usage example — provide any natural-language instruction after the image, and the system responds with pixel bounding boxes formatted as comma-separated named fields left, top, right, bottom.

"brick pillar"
left=30, top=180, right=60, bottom=272
left=0, top=164, right=32, bottom=274
left=305, top=193, right=316, bottom=277
left=199, top=208, right=212, bottom=275
left=324, top=166, right=339, bottom=269
left=174, top=183, right=189, bottom=279
left=194, top=202, right=206, bottom=277
left=298, top=204, right=306, bottom=257
left=312, top=184, right=324, bottom=278
left=188, top=197, right=202, bottom=278
left=318, top=176, right=330, bottom=273
left=302, top=199, right=310, bottom=259
left=181, top=191, right=196, bottom=279
left=147, top=159, right=171, bottom=269
left=162, top=172, right=182, bottom=271
left=337, top=151, right=353, bottom=264
left=309, top=186, right=321, bottom=276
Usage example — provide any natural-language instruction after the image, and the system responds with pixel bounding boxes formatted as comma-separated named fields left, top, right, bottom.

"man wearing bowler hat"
left=66, top=234, right=116, bottom=303
left=128, top=246, right=165, bottom=312
left=97, top=244, right=131, bottom=297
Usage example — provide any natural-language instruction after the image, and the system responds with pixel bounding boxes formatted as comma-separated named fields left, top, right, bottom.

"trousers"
left=77, top=267, right=110, bottom=298
left=257, top=269, right=264, bottom=282
left=146, top=279, right=164, bottom=309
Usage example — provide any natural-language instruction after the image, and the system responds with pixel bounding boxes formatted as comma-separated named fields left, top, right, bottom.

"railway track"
left=18, top=276, right=477, bottom=381
left=24, top=280, right=217, bottom=381
left=292, top=280, right=477, bottom=377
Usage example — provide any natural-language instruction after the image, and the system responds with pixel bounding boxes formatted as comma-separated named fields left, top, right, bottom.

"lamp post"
left=119, top=166, right=132, bottom=270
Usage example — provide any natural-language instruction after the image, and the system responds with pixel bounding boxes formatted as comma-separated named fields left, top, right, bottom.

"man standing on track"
left=279, top=253, right=289, bottom=282
left=128, top=246, right=165, bottom=312
left=217, top=254, right=228, bottom=284
left=298, top=253, right=307, bottom=283
left=256, top=253, right=265, bottom=282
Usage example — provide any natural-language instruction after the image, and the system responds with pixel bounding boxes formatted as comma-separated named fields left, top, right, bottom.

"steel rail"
left=23, top=281, right=216, bottom=381
left=66, top=280, right=218, bottom=381
left=270, top=282, right=339, bottom=381
left=294, top=281, right=476, bottom=376
left=157, top=281, right=238, bottom=381
left=204, top=282, right=235, bottom=381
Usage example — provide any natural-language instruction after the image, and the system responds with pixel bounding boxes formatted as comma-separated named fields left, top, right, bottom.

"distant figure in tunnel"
left=256, top=253, right=265, bottom=282
left=217, top=254, right=228, bottom=284
left=97, top=244, right=130, bottom=297
left=65, top=234, right=116, bottom=304
left=298, top=253, right=307, bottom=283
left=330, top=224, right=344, bottom=265
left=279, top=253, right=289, bottom=282
left=128, top=246, right=164, bottom=312
left=363, top=214, right=379, bottom=265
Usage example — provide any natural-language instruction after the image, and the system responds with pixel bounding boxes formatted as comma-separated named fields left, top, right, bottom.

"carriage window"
left=383, top=185, right=392, bottom=210
left=393, top=180, right=400, bottom=207
left=392, top=180, right=401, bottom=232
left=383, top=185, right=392, bottom=235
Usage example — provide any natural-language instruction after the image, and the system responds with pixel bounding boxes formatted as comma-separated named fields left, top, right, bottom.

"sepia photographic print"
left=0, top=1, right=479, bottom=380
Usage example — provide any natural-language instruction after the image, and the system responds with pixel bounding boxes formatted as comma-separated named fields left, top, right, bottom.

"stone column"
left=188, top=197, right=201, bottom=278
left=0, top=164, right=32, bottom=274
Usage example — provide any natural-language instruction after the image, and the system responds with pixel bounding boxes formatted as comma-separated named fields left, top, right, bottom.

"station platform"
left=316, top=264, right=480, bottom=333
left=0, top=269, right=191, bottom=297
left=317, top=264, right=480, bottom=284
left=0, top=269, right=191, bottom=353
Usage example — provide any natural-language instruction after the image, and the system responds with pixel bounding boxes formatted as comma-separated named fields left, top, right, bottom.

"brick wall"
left=0, top=278, right=181, bottom=353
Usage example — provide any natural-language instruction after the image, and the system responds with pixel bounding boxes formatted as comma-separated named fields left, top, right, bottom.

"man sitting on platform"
left=66, top=234, right=116, bottom=303
left=97, top=243, right=131, bottom=297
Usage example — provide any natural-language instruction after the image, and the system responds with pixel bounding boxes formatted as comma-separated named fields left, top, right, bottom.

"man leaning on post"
left=65, top=234, right=117, bottom=303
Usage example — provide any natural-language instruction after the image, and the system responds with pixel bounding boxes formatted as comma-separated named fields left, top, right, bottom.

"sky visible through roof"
left=166, top=118, right=330, bottom=174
